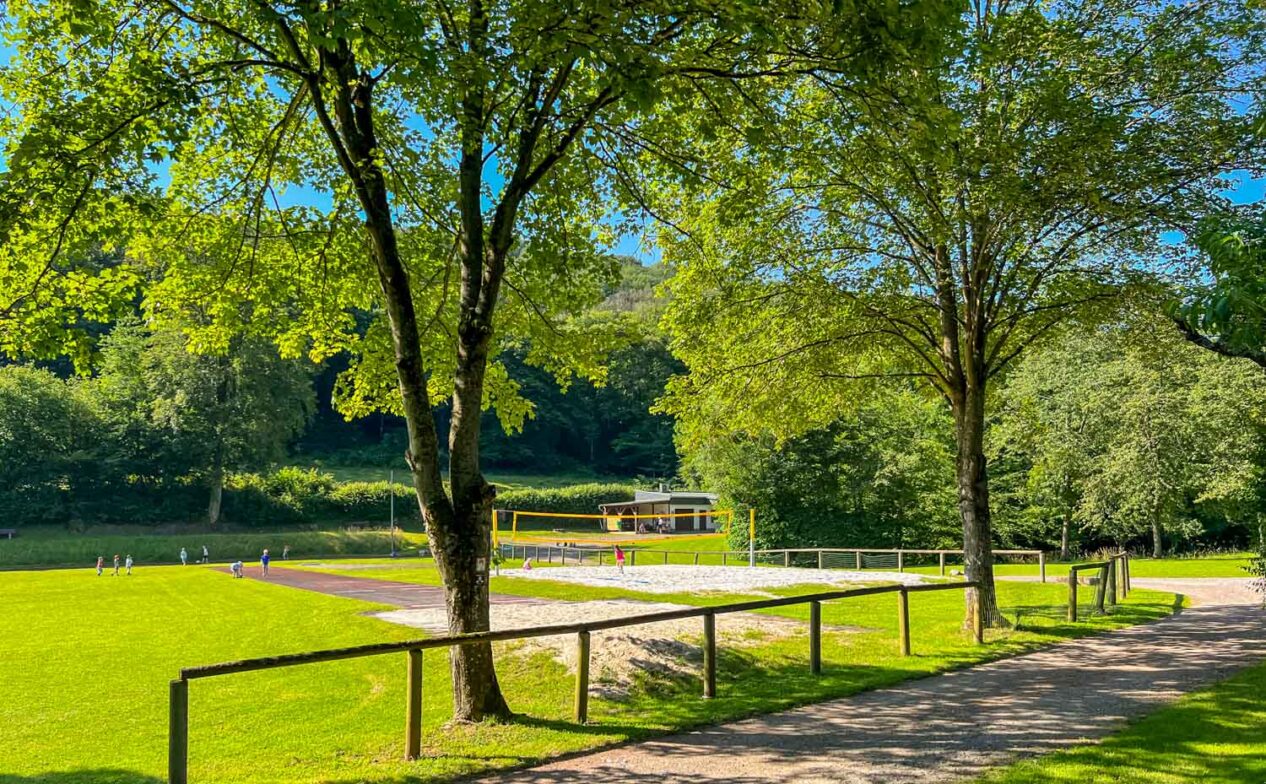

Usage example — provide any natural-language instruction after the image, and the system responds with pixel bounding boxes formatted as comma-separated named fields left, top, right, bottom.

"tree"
left=992, top=334, right=1107, bottom=558
left=688, top=389, right=958, bottom=552
left=0, top=1, right=946, bottom=720
left=996, top=317, right=1266, bottom=557
left=0, top=365, right=99, bottom=524
left=1173, top=208, right=1266, bottom=369
left=94, top=322, right=314, bottom=525
left=662, top=0, right=1264, bottom=625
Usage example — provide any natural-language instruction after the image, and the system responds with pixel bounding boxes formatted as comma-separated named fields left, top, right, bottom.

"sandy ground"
left=501, top=564, right=928, bottom=594
left=376, top=599, right=843, bottom=698
left=480, top=580, right=1266, bottom=783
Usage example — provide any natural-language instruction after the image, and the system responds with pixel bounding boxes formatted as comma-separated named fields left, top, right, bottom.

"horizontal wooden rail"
left=171, top=580, right=981, bottom=782
left=1066, top=554, right=1129, bottom=622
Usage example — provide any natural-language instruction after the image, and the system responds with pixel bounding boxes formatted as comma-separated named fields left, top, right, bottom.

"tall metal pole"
left=390, top=469, right=397, bottom=557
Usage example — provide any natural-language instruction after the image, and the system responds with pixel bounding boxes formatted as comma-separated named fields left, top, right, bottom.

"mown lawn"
left=0, top=563, right=1178, bottom=784
left=978, top=659, right=1266, bottom=784
left=0, top=528, right=429, bottom=569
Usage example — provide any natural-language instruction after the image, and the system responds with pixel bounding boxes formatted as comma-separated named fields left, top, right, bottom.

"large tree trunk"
left=953, top=387, right=1008, bottom=629
left=305, top=50, right=512, bottom=721
left=1151, top=518, right=1163, bottom=559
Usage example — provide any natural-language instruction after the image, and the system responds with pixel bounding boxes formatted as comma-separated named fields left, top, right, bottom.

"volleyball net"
left=494, top=508, right=735, bottom=543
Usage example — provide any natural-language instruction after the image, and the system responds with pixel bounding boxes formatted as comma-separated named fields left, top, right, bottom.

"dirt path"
left=482, top=580, right=1265, bottom=784
left=228, top=566, right=544, bottom=632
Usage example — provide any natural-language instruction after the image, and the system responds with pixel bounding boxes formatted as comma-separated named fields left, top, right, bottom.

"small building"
left=599, top=490, right=721, bottom=532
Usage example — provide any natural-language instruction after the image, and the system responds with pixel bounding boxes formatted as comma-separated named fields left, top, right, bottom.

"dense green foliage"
left=690, top=316, right=1266, bottom=557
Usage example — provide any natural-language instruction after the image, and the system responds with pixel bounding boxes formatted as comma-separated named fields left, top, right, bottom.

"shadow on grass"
left=0, top=772, right=162, bottom=784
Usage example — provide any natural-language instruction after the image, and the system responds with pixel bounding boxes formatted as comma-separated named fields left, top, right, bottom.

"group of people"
left=178, top=545, right=211, bottom=565
left=95, top=544, right=289, bottom=576
left=94, top=554, right=133, bottom=576
left=223, top=546, right=283, bottom=578
left=635, top=516, right=672, bottom=534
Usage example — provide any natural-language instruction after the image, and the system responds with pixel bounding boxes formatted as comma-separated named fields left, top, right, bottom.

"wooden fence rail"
left=1066, top=553, right=1130, bottom=622
left=169, top=580, right=982, bottom=783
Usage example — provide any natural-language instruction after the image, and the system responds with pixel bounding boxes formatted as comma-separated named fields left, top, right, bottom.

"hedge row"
left=2, top=470, right=635, bottom=529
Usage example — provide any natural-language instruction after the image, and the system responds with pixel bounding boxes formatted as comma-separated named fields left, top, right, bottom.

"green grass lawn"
left=0, top=528, right=430, bottom=569
left=1, top=562, right=1179, bottom=784
left=978, top=659, right=1266, bottom=784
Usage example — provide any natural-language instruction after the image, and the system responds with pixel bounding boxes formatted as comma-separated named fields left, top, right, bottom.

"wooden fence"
left=168, top=580, right=982, bottom=783
left=1067, top=553, right=1131, bottom=621
left=499, top=543, right=1047, bottom=582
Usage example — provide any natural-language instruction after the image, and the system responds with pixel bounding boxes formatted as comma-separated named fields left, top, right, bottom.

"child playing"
left=112, top=554, right=121, bottom=576
left=180, top=547, right=188, bottom=566
left=125, top=554, right=133, bottom=576
left=614, top=544, right=626, bottom=575
left=522, top=557, right=533, bottom=571
left=260, top=549, right=271, bottom=577
left=96, top=556, right=104, bottom=576
left=230, top=560, right=244, bottom=578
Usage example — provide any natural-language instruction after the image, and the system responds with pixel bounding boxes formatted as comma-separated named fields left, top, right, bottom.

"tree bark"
left=952, top=386, right=1008, bottom=628
left=1151, top=518, right=1163, bottom=559
left=1060, top=510, right=1071, bottom=560
left=207, top=463, right=223, bottom=527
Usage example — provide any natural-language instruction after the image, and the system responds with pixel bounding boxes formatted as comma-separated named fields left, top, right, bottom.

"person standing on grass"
left=614, top=544, right=626, bottom=575
left=112, top=554, right=120, bottom=576
left=282, top=544, right=290, bottom=560
left=261, top=549, right=270, bottom=577
left=125, top=554, right=133, bottom=576
left=201, top=545, right=209, bottom=564
left=95, top=556, right=104, bottom=576
left=180, top=547, right=188, bottom=566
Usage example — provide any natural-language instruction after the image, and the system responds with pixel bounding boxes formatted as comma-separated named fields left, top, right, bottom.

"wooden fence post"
left=721, top=552, right=727, bottom=566
left=169, top=679, right=188, bottom=784
left=629, top=550, right=635, bottom=567
left=405, top=649, right=423, bottom=760
left=897, top=588, right=911, bottom=656
left=817, top=550, right=824, bottom=569
left=784, top=551, right=790, bottom=567
left=1067, top=570, right=1078, bottom=622
left=809, top=600, right=822, bottom=674
left=702, top=612, right=717, bottom=698
left=574, top=631, right=590, bottom=723
left=694, top=552, right=700, bottom=566
left=939, top=552, right=946, bottom=576
left=1039, top=551, right=1047, bottom=583
left=1092, top=563, right=1109, bottom=615
left=855, top=551, right=862, bottom=570
left=1105, top=559, right=1117, bottom=607
left=1124, top=554, right=1131, bottom=594
left=664, top=551, right=669, bottom=565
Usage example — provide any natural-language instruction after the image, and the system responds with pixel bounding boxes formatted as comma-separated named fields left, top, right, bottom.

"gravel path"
left=481, top=579, right=1265, bottom=784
